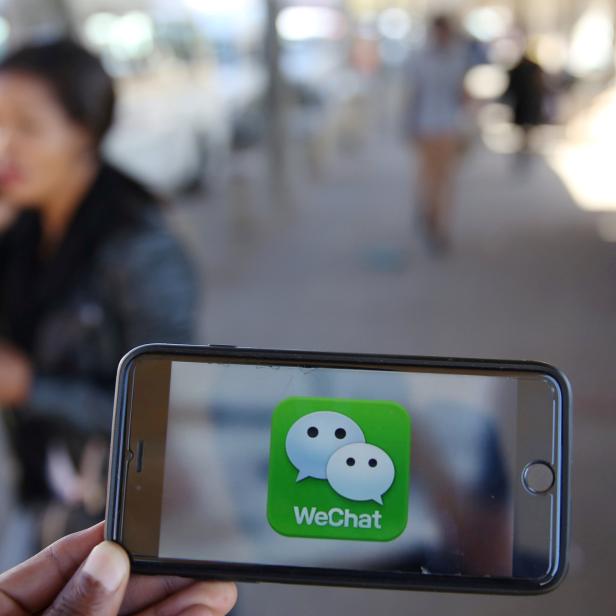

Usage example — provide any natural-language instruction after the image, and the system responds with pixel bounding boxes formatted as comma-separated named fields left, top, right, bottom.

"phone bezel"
left=105, top=343, right=572, bottom=595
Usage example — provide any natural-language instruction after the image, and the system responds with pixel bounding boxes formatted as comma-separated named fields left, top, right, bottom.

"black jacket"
left=0, top=163, right=197, bottom=501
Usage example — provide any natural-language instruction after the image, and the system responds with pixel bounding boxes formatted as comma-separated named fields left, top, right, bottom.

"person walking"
left=0, top=39, right=198, bottom=550
left=506, top=49, right=545, bottom=168
left=405, top=15, right=471, bottom=253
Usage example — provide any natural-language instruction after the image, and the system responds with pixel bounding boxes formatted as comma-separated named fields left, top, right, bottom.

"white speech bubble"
left=285, top=411, right=365, bottom=481
left=326, top=443, right=395, bottom=505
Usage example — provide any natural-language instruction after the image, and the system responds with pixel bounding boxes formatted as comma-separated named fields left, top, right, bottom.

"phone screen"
left=122, top=354, right=563, bottom=582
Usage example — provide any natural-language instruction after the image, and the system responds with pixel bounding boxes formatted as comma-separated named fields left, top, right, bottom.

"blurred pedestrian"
left=0, top=39, right=197, bottom=550
left=405, top=15, right=471, bottom=253
left=506, top=49, right=545, bottom=167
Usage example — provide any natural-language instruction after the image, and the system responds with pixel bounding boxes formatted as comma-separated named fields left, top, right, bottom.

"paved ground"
left=172, top=124, right=616, bottom=614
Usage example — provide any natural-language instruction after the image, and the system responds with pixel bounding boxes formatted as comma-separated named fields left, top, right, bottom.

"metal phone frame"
left=105, top=343, right=572, bottom=595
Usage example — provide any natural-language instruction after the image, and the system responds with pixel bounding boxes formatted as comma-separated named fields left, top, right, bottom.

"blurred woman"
left=405, top=15, right=471, bottom=253
left=0, top=39, right=197, bottom=548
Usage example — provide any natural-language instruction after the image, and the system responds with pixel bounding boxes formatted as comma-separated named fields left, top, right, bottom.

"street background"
left=1, top=0, right=615, bottom=613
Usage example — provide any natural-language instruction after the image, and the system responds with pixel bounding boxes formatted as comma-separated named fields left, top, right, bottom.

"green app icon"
left=267, top=397, right=411, bottom=541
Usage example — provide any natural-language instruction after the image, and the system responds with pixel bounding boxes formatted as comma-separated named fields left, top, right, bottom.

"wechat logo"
left=267, top=397, right=411, bottom=542
left=285, top=412, right=394, bottom=504
left=326, top=442, right=394, bottom=505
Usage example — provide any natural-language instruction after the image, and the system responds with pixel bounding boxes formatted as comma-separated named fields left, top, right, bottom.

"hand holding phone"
left=106, top=345, right=571, bottom=595
left=0, top=522, right=237, bottom=615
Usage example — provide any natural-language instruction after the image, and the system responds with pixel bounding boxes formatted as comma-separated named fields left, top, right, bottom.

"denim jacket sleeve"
left=103, top=216, right=199, bottom=349
left=27, top=375, right=115, bottom=433
left=25, top=216, right=198, bottom=434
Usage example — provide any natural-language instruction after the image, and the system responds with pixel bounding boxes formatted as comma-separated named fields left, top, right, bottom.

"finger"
left=0, top=523, right=104, bottom=613
left=136, top=581, right=237, bottom=616
left=120, top=575, right=193, bottom=614
left=0, top=589, right=27, bottom=616
left=44, top=541, right=130, bottom=616
left=177, top=606, right=218, bottom=616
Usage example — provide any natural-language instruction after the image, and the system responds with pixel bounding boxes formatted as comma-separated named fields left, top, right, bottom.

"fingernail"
left=82, top=541, right=128, bottom=593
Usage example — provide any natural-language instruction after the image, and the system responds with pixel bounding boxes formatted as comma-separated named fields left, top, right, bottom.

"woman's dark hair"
left=0, top=38, right=115, bottom=146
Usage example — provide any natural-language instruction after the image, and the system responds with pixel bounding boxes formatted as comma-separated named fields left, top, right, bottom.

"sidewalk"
left=173, top=127, right=616, bottom=614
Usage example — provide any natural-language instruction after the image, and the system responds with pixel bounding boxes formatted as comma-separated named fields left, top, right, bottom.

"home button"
left=522, top=461, right=554, bottom=494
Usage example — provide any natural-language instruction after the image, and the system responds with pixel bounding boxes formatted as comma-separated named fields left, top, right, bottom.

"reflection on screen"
left=159, top=361, right=517, bottom=577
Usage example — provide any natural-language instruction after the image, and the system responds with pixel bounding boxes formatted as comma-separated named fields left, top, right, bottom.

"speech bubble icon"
left=285, top=411, right=365, bottom=481
left=326, top=442, right=395, bottom=505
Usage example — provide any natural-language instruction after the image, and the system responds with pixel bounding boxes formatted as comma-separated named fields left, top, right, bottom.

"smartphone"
left=105, top=344, right=571, bottom=595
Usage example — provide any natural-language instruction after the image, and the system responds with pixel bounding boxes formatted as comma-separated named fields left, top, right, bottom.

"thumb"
left=45, top=541, right=130, bottom=616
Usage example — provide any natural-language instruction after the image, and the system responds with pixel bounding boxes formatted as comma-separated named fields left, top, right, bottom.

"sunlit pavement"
left=548, top=84, right=616, bottom=216
left=171, top=117, right=616, bottom=614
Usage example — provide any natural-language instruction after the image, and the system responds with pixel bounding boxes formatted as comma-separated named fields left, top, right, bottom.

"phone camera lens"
left=335, top=428, right=346, bottom=439
left=307, top=426, right=318, bottom=438
left=346, top=457, right=355, bottom=466
left=369, top=458, right=377, bottom=467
